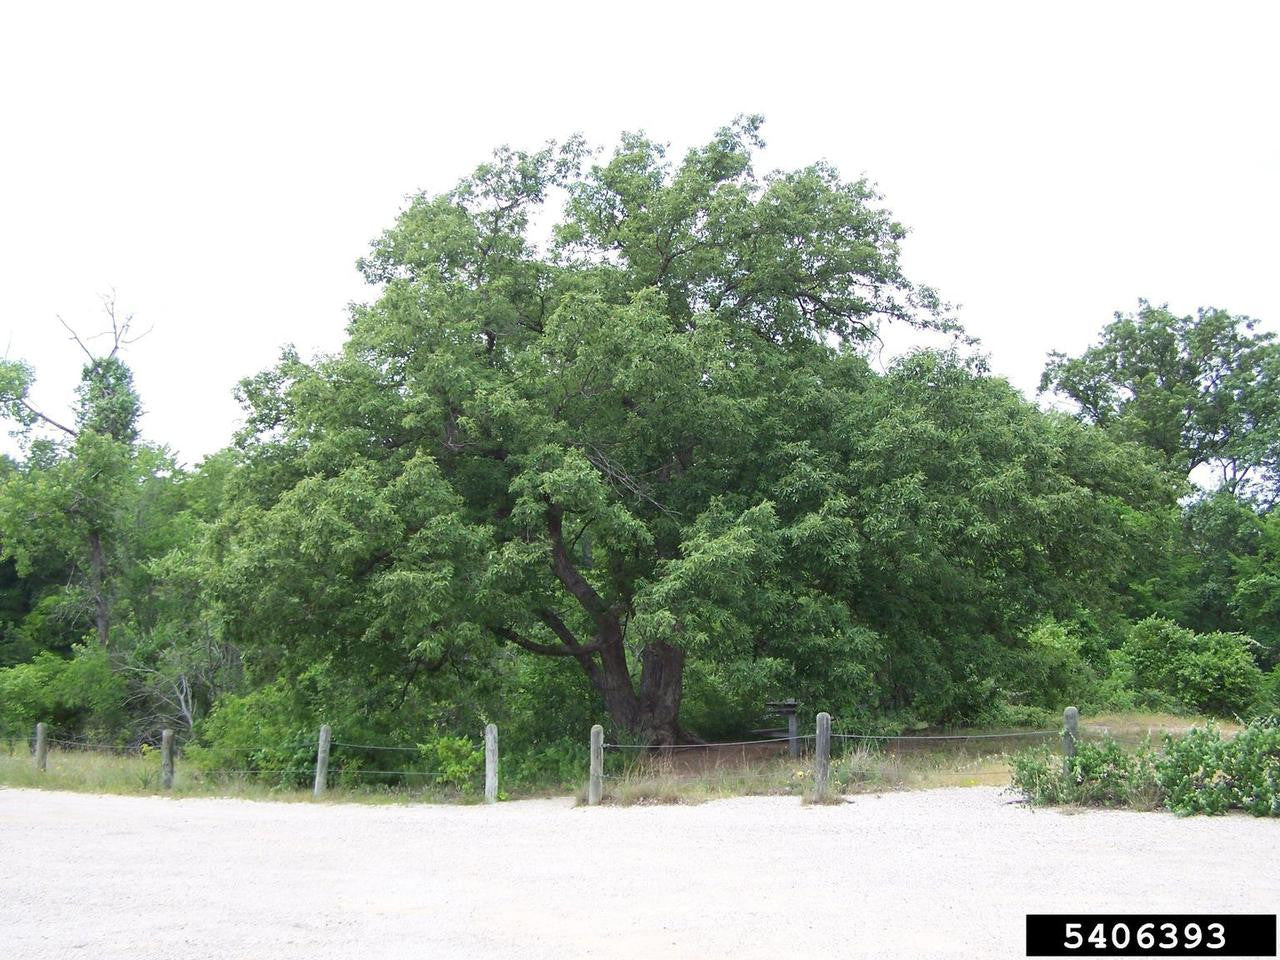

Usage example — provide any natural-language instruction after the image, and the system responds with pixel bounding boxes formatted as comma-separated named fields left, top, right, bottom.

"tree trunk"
left=587, top=634, right=690, bottom=745
left=638, top=640, right=685, bottom=745
left=87, top=529, right=110, bottom=647
left=543, top=506, right=691, bottom=744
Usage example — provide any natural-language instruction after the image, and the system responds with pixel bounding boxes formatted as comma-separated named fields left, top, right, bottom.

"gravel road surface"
left=1, top=786, right=1275, bottom=959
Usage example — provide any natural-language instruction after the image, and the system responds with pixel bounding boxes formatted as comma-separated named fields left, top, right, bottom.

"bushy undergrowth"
left=1158, top=721, right=1280, bottom=816
left=1011, top=737, right=1161, bottom=809
left=1011, top=719, right=1280, bottom=816
left=0, top=645, right=128, bottom=740
left=1122, top=618, right=1263, bottom=716
left=183, top=680, right=322, bottom=786
left=502, top=738, right=587, bottom=792
left=414, top=734, right=483, bottom=791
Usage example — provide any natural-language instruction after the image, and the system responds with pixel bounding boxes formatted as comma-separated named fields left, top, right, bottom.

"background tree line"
left=2, top=120, right=1277, bottom=781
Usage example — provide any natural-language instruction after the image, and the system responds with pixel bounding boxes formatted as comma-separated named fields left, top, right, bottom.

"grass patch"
left=1080, top=711, right=1243, bottom=742
left=586, top=754, right=809, bottom=806
left=590, top=734, right=1046, bottom=806
left=4, top=712, right=1235, bottom=808
left=0, top=746, right=485, bottom=805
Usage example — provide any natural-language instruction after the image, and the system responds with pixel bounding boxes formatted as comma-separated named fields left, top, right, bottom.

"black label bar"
left=1026, top=914, right=1276, bottom=956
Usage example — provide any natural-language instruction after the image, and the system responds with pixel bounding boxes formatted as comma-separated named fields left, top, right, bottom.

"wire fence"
left=211, top=769, right=446, bottom=779
left=188, top=737, right=475, bottom=791
left=600, top=768, right=807, bottom=784
left=6, top=713, right=1079, bottom=804
left=604, top=734, right=812, bottom=750
left=331, top=741, right=421, bottom=752
left=322, top=738, right=470, bottom=788
left=48, top=737, right=144, bottom=755
left=1, top=726, right=475, bottom=794
left=831, top=730, right=1057, bottom=742
left=594, top=722, right=1065, bottom=799
left=604, top=729, right=1058, bottom=750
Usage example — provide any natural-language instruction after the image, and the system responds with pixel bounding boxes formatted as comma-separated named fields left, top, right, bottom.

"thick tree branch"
left=536, top=607, right=585, bottom=648
left=536, top=608, right=605, bottom=686
left=547, top=506, right=614, bottom=628
left=493, top=625, right=605, bottom=657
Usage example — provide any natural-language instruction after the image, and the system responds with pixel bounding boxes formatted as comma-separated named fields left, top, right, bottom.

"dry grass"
left=836, top=743, right=1015, bottom=792
left=587, top=711, right=1233, bottom=806
left=1080, top=711, right=1243, bottom=742
left=0, top=745, right=478, bottom=805
left=0, top=744, right=170, bottom=795
left=2, top=711, right=1231, bottom=807
left=588, top=753, right=805, bottom=806
left=591, top=739, right=1029, bottom=806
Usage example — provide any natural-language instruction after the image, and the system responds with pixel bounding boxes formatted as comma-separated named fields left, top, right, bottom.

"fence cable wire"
left=209, top=768, right=445, bottom=779
left=14, top=724, right=1062, bottom=791
left=605, top=735, right=813, bottom=750
left=331, top=741, right=423, bottom=752
left=604, top=729, right=1056, bottom=751
left=48, top=738, right=143, bottom=753
left=831, top=730, right=1057, bottom=742
left=600, top=771, right=806, bottom=784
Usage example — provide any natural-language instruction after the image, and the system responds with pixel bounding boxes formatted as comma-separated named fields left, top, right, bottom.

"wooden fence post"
left=1062, top=706, right=1079, bottom=776
left=313, top=724, right=332, bottom=798
left=588, top=724, right=604, bottom=806
left=161, top=729, right=174, bottom=790
left=814, top=712, right=831, bottom=799
left=34, top=722, right=48, bottom=773
left=787, top=711, right=799, bottom=758
left=484, top=723, right=499, bottom=804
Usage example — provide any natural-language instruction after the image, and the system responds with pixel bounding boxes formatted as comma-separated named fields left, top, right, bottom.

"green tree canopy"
left=1041, top=301, right=1280, bottom=506
left=0, top=304, right=237, bottom=738
left=217, top=121, right=1171, bottom=742
left=0, top=303, right=146, bottom=648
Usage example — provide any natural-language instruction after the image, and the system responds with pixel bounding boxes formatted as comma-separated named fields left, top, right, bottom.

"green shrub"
left=1260, top=669, right=1280, bottom=711
left=416, top=733, right=483, bottom=791
left=1158, top=721, right=1280, bottom=816
left=1005, top=619, right=1094, bottom=711
left=1072, top=736, right=1161, bottom=807
left=503, top=737, right=587, bottom=790
left=1010, top=736, right=1159, bottom=809
left=185, top=680, right=318, bottom=785
left=993, top=704, right=1057, bottom=728
left=1010, top=748, right=1072, bottom=806
left=0, top=645, right=128, bottom=738
left=1123, top=617, right=1262, bottom=716
left=1084, top=649, right=1142, bottom=712
left=1012, top=720, right=1279, bottom=817
left=1156, top=725, right=1233, bottom=815
left=1173, top=632, right=1265, bottom=715
left=1231, top=719, right=1280, bottom=817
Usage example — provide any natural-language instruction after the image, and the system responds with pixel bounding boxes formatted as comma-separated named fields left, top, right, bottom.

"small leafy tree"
left=1122, top=616, right=1263, bottom=716
left=1232, top=509, right=1280, bottom=667
left=0, top=299, right=145, bottom=647
left=0, top=302, right=237, bottom=737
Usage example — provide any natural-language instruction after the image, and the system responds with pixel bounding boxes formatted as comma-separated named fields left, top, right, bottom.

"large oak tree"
left=220, top=120, right=1162, bottom=742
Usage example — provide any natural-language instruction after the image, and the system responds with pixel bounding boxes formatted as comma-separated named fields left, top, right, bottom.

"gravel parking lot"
left=1, top=786, right=1276, bottom=959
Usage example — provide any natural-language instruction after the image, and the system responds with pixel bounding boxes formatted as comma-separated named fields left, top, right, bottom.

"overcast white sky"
left=2, top=1, right=1277, bottom=464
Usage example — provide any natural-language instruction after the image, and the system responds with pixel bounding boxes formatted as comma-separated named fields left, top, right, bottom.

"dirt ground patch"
left=1, top=786, right=1275, bottom=959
